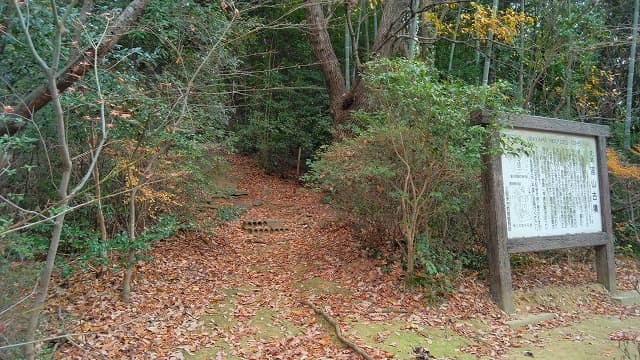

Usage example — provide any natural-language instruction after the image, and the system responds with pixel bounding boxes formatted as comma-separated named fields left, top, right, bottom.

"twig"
left=66, top=335, right=109, bottom=360
left=0, top=333, right=83, bottom=351
left=0, top=195, right=47, bottom=220
left=0, top=285, right=36, bottom=317
left=300, top=300, right=373, bottom=360
left=367, top=308, right=409, bottom=314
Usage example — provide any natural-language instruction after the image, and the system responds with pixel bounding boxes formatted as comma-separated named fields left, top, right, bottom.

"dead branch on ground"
left=300, top=300, right=373, bottom=360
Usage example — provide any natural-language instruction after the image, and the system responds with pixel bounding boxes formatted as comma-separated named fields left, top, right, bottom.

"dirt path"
left=54, top=154, right=640, bottom=359
left=176, top=154, right=429, bottom=359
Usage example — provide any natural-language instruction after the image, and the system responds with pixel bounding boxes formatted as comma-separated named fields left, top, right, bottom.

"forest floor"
left=50, top=152, right=640, bottom=359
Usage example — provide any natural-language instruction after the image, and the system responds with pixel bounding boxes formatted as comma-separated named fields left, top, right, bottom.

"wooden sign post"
left=471, top=110, right=616, bottom=313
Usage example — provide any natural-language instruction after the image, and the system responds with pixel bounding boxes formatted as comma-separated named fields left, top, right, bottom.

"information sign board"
left=501, top=129, right=602, bottom=238
left=471, top=110, right=616, bottom=313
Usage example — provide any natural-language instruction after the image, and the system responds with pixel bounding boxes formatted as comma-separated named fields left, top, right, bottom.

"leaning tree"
left=305, top=0, right=414, bottom=133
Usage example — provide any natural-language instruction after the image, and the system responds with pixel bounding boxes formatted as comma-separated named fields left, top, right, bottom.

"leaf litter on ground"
left=40, top=153, right=640, bottom=359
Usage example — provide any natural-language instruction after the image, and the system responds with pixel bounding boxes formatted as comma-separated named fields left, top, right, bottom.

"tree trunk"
left=517, top=0, right=525, bottom=103
left=475, top=39, right=481, bottom=85
left=371, top=0, right=410, bottom=58
left=552, top=52, right=574, bottom=118
left=121, top=187, right=137, bottom=303
left=345, top=5, right=363, bottom=75
left=373, top=7, right=378, bottom=37
left=305, top=0, right=409, bottom=133
left=25, top=207, right=69, bottom=359
left=94, top=171, right=107, bottom=241
left=121, top=250, right=136, bottom=302
left=90, top=138, right=107, bottom=242
left=482, top=0, right=499, bottom=86
left=364, top=2, right=370, bottom=52
left=624, top=0, right=639, bottom=150
left=407, top=0, right=420, bottom=60
left=24, top=51, right=73, bottom=360
left=16, top=0, right=110, bottom=353
left=1, top=0, right=152, bottom=137
left=356, top=0, right=368, bottom=53
left=345, top=21, right=351, bottom=90
left=448, top=5, right=462, bottom=73
left=305, top=0, right=348, bottom=128
left=522, top=47, right=557, bottom=110
left=406, top=228, right=415, bottom=276
left=15, top=0, right=75, bottom=355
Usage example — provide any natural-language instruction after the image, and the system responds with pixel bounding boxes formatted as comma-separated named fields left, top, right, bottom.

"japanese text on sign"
left=501, top=129, right=602, bottom=238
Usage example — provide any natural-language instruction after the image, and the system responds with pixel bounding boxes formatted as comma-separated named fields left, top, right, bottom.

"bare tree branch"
left=1, top=0, right=153, bottom=137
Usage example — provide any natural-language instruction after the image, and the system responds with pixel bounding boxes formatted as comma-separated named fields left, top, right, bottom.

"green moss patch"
left=249, top=308, right=301, bottom=339
left=350, top=321, right=473, bottom=359
left=506, top=315, right=640, bottom=359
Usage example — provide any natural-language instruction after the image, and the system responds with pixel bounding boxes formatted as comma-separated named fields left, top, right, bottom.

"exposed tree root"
left=301, top=300, right=374, bottom=360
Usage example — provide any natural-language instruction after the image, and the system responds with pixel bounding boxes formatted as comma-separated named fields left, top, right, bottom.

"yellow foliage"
left=115, top=142, right=178, bottom=218
left=607, top=148, right=640, bottom=180
left=423, top=11, right=448, bottom=34
left=122, top=162, right=177, bottom=218
left=575, top=67, right=615, bottom=116
left=457, top=2, right=534, bottom=44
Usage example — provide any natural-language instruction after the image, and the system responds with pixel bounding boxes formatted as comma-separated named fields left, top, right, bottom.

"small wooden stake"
left=296, top=146, right=302, bottom=178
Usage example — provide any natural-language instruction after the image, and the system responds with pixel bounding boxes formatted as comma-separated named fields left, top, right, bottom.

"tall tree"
left=447, top=4, right=462, bottom=73
left=2, top=1, right=154, bottom=357
left=9, top=1, right=108, bottom=357
left=407, top=0, right=421, bottom=60
left=517, top=0, right=525, bottom=102
left=305, top=0, right=348, bottom=127
left=305, top=0, right=410, bottom=132
left=625, top=0, right=639, bottom=149
left=482, top=0, right=499, bottom=86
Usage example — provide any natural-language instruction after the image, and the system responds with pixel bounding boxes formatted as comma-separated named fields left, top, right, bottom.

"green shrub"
left=215, top=205, right=242, bottom=222
left=234, top=86, right=332, bottom=174
left=306, top=58, right=515, bottom=289
left=110, top=215, right=182, bottom=266
left=411, top=233, right=462, bottom=302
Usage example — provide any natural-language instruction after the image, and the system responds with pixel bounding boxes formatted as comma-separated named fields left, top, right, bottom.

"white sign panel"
left=501, top=129, right=602, bottom=238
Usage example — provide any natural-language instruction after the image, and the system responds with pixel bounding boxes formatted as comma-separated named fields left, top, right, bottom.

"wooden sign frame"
left=471, top=110, right=616, bottom=313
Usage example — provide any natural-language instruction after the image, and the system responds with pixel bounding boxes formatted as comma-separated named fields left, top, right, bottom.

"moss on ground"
left=506, top=315, right=640, bottom=360
left=350, top=321, right=474, bottom=359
